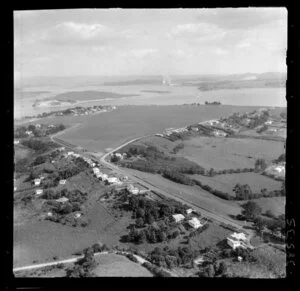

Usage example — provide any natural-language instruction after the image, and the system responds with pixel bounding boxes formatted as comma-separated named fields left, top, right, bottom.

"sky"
left=14, top=8, right=287, bottom=80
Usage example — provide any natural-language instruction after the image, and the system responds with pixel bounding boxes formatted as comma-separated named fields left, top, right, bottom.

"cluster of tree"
left=162, top=170, right=195, bottom=186
left=256, top=124, right=269, bottom=134
left=32, top=155, right=48, bottom=166
left=21, top=138, right=59, bottom=153
left=193, top=179, right=231, bottom=200
left=128, top=195, right=187, bottom=223
left=233, top=183, right=285, bottom=201
left=247, top=112, right=270, bottom=129
left=148, top=246, right=198, bottom=269
left=172, top=143, right=184, bottom=154
left=240, top=201, right=262, bottom=221
left=274, top=153, right=285, bottom=163
left=15, top=124, right=65, bottom=138
left=222, top=246, right=256, bottom=263
left=14, top=157, right=31, bottom=173
left=46, top=212, right=88, bottom=227
left=110, top=153, right=121, bottom=163
left=66, top=247, right=97, bottom=277
left=255, top=159, right=268, bottom=171
left=42, top=188, right=87, bottom=204
left=205, top=101, right=221, bottom=105
left=212, top=167, right=255, bottom=176
left=199, top=261, right=228, bottom=277
left=253, top=214, right=285, bottom=237
left=142, top=262, right=172, bottom=277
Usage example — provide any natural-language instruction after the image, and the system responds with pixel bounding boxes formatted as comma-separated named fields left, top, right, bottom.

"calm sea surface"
left=14, top=84, right=286, bottom=119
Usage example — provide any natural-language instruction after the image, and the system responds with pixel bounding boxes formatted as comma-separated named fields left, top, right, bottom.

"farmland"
left=244, top=197, right=285, bottom=216
left=26, top=105, right=262, bottom=153
left=190, top=173, right=282, bottom=197
left=180, top=136, right=284, bottom=170
left=93, top=254, right=152, bottom=277
left=124, top=168, right=242, bottom=218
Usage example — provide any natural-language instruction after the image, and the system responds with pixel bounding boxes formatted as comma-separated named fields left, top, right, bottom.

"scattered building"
left=33, top=178, right=41, bottom=186
left=227, top=232, right=248, bottom=250
left=186, top=208, right=193, bottom=215
left=172, top=214, right=185, bottom=223
left=74, top=213, right=81, bottom=219
left=56, top=197, right=69, bottom=203
left=35, top=189, right=43, bottom=195
left=59, top=179, right=67, bottom=185
left=188, top=217, right=203, bottom=229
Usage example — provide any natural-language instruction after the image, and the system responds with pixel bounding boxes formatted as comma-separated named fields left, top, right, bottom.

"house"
left=188, top=217, right=203, bottom=229
left=25, top=130, right=33, bottom=135
left=186, top=208, right=193, bottom=215
left=172, top=214, right=185, bottom=223
left=74, top=213, right=81, bottom=218
left=59, top=179, right=66, bottom=185
left=265, top=120, right=273, bottom=125
left=47, top=212, right=53, bottom=217
left=97, top=173, right=108, bottom=181
left=56, top=197, right=69, bottom=203
left=34, top=178, right=41, bottom=186
left=14, top=140, right=20, bottom=145
left=193, top=256, right=205, bottom=265
left=14, top=186, right=17, bottom=192
left=107, top=177, right=118, bottom=183
left=115, top=153, right=124, bottom=160
left=127, top=184, right=140, bottom=195
left=35, top=124, right=41, bottom=128
left=227, top=232, right=248, bottom=250
left=67, top=151, right=74, bottom=156
left=35, top=189, right=43, bottom=195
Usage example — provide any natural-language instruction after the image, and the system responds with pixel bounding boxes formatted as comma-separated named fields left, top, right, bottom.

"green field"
left=190, top=173, right=282, bottom=196
left=27, top=105, right=263, bottom=153
left=124, top=168, right=242, bottom=218
left=243, top=197, right=285, bottom=216
left=93, top=254, right=152, bottom=277
left=180, top=136, right=284, bottom=170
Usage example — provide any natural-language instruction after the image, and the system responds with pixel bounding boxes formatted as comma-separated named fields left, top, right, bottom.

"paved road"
left=13, top=251, right=109, bottom=273
left=51, top=131, right=251, bottom=234
left=100, top=143, right=248, bottom=233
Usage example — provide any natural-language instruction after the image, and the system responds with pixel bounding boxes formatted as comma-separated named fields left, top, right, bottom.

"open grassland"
left=27, top=105, right=261, bottom=153
left=243, top=197, right=285, bottom=216
left=180, top=136, right=284, bottom=170
left=190, top=173, right=282, bottom=196
left=13, top=200, right=133, bottom=268
left=124, top=168, right=242, bottom=218
left=93, top=254, right=152, bottom=277
left=14, top=145, right=33, bottom=161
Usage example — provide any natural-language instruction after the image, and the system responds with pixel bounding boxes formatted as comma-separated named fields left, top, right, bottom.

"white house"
left=101, top=174, right=109, bottom=180
left=14, top=140, right=20, bottom=145
left=35, top=189, right=43, bottom=195
left=35, top=124, right=41, bottom=128
left=188, top=217, right=203, bottom=229
left=265, top=120, right=273, bottom=125
left=56, top=197, right=69, bottom=203
left=172, top=214, right=185, bottom=223
left=14, top=186, right=17, bottom=192
left=34, top=178, right=41, bottom=186
left=47, top=212, right=53, bottom=217
left=227, top=232, right=248, bottom=250
left=186, top=208, right=193, bottom=215
left=59, top=179, right=67, bottom=185
left=107, top=177, right=121, bottom=184
left=74, top=213, right=81, bottom=219
left=193, top=256, right=205, bottom=265
left=25, top=130, right=33, bottom=135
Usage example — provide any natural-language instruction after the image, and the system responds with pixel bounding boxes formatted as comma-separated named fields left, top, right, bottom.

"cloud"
left=41, top=21, right=141, bottom=46
left=195, top=7, right=287, bottom=30
left=168, top=23, right=227, bottom=44
left=120, top=48, right=159, bottom=58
